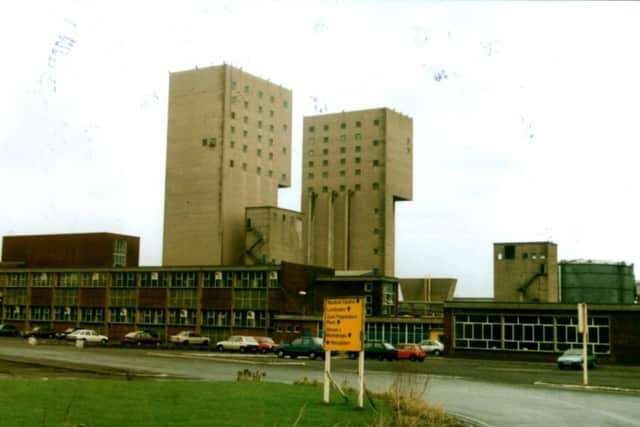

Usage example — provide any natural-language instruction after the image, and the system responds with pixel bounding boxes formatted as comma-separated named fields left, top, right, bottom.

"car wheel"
left=217, top=345, right=224, bottom=352
left=308, top=351, right=317, bottom=360
left=409, top=355, right=416, bottom=362
left=183, top=341, right=189, bottom=347
left=136, top=341, right=142, bottom=347
left=277, top=349, right=285, bottom=358
left=558, top=363, right=564, bottom=370
left=240, top=346, right=246, bottom=353
left=100, top=339, right=107, bottom=344
left=433, top=350, right=441, bottom=356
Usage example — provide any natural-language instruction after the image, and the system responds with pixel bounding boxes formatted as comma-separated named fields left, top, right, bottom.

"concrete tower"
left=301, top=108, right=413, bottom=276
left=493, top=241, right=559, bottom=302
left=163, top=65, right=292, bottom=266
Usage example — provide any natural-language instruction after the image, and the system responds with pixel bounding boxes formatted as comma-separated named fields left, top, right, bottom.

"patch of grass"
left=0, top=378, right=384, bottom=427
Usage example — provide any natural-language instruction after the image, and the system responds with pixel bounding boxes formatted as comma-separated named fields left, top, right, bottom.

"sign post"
left=578, top=302, right=588, bottom=386
left=323, top=297, right=364, bottom=408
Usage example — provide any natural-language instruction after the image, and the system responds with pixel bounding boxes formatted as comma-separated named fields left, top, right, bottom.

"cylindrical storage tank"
left=560, top=260, right=635, bottom=304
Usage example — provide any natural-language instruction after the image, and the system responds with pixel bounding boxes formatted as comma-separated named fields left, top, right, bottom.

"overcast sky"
left=1, top=1, right=639, bottom=297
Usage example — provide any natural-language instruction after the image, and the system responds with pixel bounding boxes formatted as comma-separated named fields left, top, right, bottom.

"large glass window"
left=113, top=239, right=127, bottom=267
left=202, top=310, right=230, bottom=327
left=110, top=307, right=135, bottom=323
left=232, top=310, right=266, bottom=328
left=54, top=306, right=77, bottom=321
left=33, top=272, right=54, bottom=287
left=233, top=289, right=266, bottom=310
left=171, top=272, right=197, bottom=288
left=168, top=308, right=196, bottom=325
left=140, top=272, right=166, bottom=288
left=454, top=313, right=610, bottom=354
left=81, top=308, right=104, bottom=322
left=30, top=306, right=51, bottom=321
left=113, top=272, right=136, bottom=288
left=7, top=273, right=27, bottom=287
left=203, top=271, right=233, bottom=288
left=81, top=273, right=106, bottom=288
left=109, top=289, right=136, bottom=306
left=139, top=308, right=165, bottom=325
left=4, top=305, right=26, bottom=320
left=59, top=273, right=81, bottom=287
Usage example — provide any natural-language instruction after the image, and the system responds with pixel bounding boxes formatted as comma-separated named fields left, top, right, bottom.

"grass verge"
left=0, top=377, right=385, bottom=427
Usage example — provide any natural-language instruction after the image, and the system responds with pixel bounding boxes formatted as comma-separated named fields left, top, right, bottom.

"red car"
left=396, top=343, right=426, bottom=362
left=255, top=336, right=277, bottom=353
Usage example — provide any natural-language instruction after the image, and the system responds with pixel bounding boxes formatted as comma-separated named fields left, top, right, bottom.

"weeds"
left=236, top=369, right=266, bottom=382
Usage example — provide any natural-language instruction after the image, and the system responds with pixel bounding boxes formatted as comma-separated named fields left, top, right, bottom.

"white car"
left=169, top=331, right=210, bottom=346
left=66, top=329, right=109, bottom=344
left=418, top=339, right=445, bottom=356
left=215, top=335, right=259, bottom=352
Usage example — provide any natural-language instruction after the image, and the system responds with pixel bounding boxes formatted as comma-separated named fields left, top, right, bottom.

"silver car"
left=557, top=348, right=597, bottom=369
left=215, top=335, right=259, bottom=352
left=418, top=339, right=445, bottom=356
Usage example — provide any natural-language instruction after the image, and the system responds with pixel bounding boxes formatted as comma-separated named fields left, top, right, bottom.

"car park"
left=0, top=324, right=21, bottom=337
left=255, top=336, right=277, bottom=353
left=276, top=336, right=325, bottom=360
left=23, top=326, right=56, bottom=339
left=215, top=335, right=259, bottom=353
left=66, top=329, right=109, bottom=344
left=169, top=331, right=210, bottom=346
left=418, top=339, right=444, bottom=356
left=557, top=348, right=597, bottom=369
left=348, top=340, right=397, bottom=361
left=396, top=343, right=426, bottom=362
left=121, top=330, right=161, bottom=347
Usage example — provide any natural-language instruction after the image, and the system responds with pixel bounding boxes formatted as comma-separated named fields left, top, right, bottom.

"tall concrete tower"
left=301, top=108, right=413, bottom=276
left=163, top=65, right=292, bottom=266
left=493, top=241, right=559, bottom=302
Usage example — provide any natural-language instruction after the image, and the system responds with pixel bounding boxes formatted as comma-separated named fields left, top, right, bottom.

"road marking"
left=146, top=351, right=307, bottom=366
left=449, top=411, right=494, bottom=427
left=534, top=381, right=640, bottom=394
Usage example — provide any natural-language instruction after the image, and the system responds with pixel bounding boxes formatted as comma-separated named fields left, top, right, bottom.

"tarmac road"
left=1, top=338, right=639, bottom=426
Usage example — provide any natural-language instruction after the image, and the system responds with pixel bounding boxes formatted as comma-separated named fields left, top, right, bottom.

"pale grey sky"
left=1, top=1, right=639, bottom=297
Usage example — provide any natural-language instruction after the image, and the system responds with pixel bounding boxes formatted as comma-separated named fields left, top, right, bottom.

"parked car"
left=170, top=331, right=210, bottom=346
left=216, top=335, right=259, bottom=353
left=56, top=327, right=81, bottom=340
left=396, top=343, right=426, bottom=362
left=557, top=348, right=597, bottom=369
left=418, top=339, right=444, bottom=356
left=121, top=330, right=161, bottom=347
left=66, top=329, right=109, bottom=344
left=276, top=336, right=325, bottom=360
left=348, top=340, right=397, bottom=361
left=0, top=324, right=21, bottom=337
left=23, top=326, right=56, bottom=339
left=254, top=336, right=277, bottom=353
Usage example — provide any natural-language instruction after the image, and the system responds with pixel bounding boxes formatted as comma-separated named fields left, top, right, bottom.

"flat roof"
left=445, top=301, right=640, bottom=312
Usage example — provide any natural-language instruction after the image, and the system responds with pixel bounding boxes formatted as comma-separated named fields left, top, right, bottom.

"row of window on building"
left=4, top=306, right=269, bottom=328
left=454, top=313, right=611, bottom=354
left=308, top=119, right=382, bottom=132
left=0, top=271, right=279, bottom=289
left=230, top=80, right=289, bottom=108
left=306, top=182, right=383, bottom=194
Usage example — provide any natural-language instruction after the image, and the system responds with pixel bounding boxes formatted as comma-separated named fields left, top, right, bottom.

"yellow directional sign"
left=323, top=297, right=364, bottom=352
